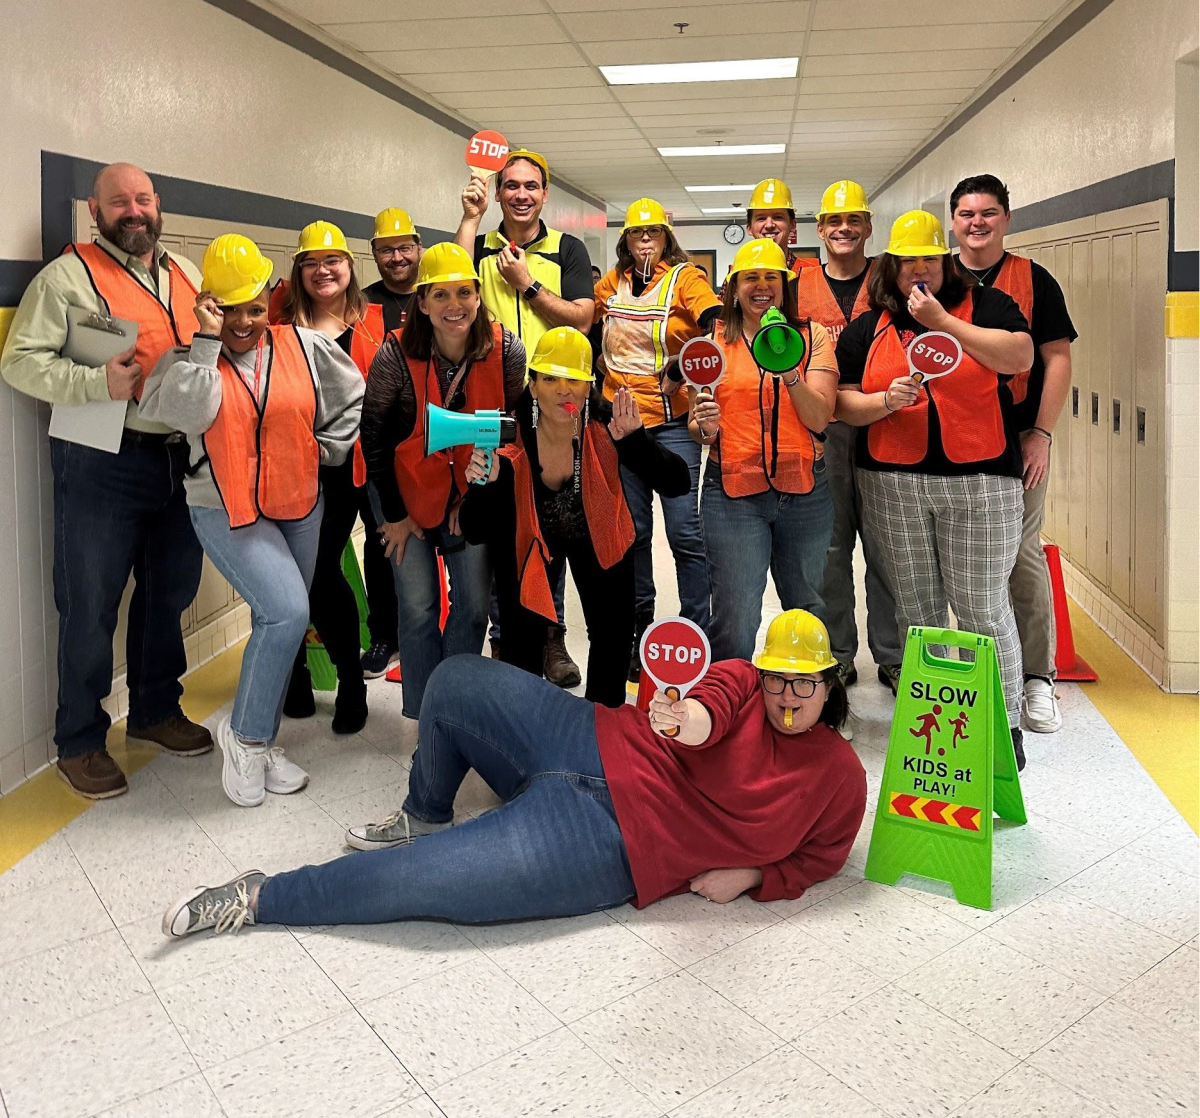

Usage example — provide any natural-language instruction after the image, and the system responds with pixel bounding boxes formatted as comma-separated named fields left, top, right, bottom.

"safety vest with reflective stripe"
left=478, top=226, right=567, bottom=359
left=795, top=261, right=874, bottom=345
left=67, top=242, right=198, bottom=399
left=204, top=326, right=319, bottom=529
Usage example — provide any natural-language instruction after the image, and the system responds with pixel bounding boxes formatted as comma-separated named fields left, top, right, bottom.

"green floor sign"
left=306, top=540, right=371, bottom=692
left=864, top=626, right=1026, bottom=910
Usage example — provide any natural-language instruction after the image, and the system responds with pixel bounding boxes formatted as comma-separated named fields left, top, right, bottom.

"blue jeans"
left=701, top=462, right=834, bottom=661
left=257, top=656, right=635, bottom=925
left=50, top=435, right=203, bottom=758
left=369, top=485, right=491, bottom=719
left=622, top=417, right=710, bottom=628
left=190, top=500, right=323, bottom=743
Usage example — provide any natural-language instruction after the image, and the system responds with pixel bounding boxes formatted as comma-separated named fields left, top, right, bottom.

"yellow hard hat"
left=727, top=237, right=793, bottom=279
left=200, top=234, right=274, bottom=306
left=504, top=149, right=550, bottom=185
left=415, top=242, right=480, bottom=287
left=528, top=326, right=594, bottom=382
left=753, top=610, right=835, bottom=674
left=747, top=178, right=794, bottom=214
left=372, top=207, right=420, bottom=243
left=293, top=220, right=351, bottom=259
left=886, top=210, right=949, bottom=257
left=816, top=180, right=872, bottom=218
left=621, top=197, right=672, bottom=233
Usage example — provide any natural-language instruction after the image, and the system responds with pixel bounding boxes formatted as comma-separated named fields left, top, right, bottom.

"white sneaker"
left=1023, top=678, right=1063, bottom=734
left=345, top=808, right=454, bottom=851
left=218, top=716, right=266, bottom=807
left=264, top=746, right=309, bottom=795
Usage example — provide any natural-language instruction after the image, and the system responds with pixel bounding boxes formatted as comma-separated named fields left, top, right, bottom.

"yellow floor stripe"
left=1067, top=601, right=1198, bottom=832
left=0, top=641, right=245, bottom=876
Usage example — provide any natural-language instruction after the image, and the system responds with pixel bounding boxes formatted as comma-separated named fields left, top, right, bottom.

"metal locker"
left=1109, top=233, right=1135, bottom=608
left=1086, top=236, right=1111, bottom=586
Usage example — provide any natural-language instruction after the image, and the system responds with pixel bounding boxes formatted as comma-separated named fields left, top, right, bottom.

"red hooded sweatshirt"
left=594, top=659, right=867, bottom=908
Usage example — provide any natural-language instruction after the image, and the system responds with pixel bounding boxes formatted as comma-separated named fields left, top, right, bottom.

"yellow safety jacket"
left=478, top=225, right=569, bottom=359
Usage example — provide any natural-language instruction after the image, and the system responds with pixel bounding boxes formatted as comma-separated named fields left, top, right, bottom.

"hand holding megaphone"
left=464, top=446, right=500, bottom=485
left=750, top=307, right=806, bottom=376
left=424, top=403, right=517, bottom=486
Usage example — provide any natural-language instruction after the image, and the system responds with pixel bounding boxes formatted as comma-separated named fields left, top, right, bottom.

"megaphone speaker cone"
left=750, top=316, right=807, bottom=375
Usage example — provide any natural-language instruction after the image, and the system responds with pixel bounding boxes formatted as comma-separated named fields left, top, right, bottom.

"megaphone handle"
left=663, top=685, right=681, bottom=738
left=473, top=447, right=492, bottom=485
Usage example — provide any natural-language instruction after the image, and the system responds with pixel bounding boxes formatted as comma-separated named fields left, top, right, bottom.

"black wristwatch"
left=523, top=280, right=542, bottom=300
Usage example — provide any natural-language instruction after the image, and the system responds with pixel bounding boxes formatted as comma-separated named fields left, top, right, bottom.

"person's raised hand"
left=608, top=386, right=643, bottom=440
left=907, top=283, right=950, bottom=329
left=692, top=389, right=721, bottom=437
left=461, top=176, right=490, bottom=221
left=105, top=344, right=141, bottom=401
left=194, top=291, right=224, bottom=336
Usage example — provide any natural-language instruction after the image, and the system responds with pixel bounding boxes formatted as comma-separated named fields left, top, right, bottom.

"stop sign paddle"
left=466, top=130, right=509, bottom=181
left=677, top=336, right=725, bottom=393
left=906, top=330, right=962, bottom=385
left=640, top=616, right=711, bottom=738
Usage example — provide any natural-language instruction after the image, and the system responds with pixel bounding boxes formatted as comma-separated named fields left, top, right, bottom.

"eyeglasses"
left=375, top=244, right=419, bottom=258
left=299, top=255, right=349, bottom=273
left=759, top=673, right=821, bottom=698
left=629, top=226, right=665, bottom=241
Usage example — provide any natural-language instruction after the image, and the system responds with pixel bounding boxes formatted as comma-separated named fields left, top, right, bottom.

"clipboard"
left=48, top=308, right=139, bottom=454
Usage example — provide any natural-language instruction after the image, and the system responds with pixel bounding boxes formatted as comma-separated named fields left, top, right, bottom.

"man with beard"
left=364, top=207, right=422, bottom=335
left=0, top=162, right=210, bottom=799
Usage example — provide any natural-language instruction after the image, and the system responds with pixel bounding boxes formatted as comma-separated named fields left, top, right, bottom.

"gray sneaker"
left=346, top=809, right=454, bottom=851
left=162, top=870, right=265, bottom=938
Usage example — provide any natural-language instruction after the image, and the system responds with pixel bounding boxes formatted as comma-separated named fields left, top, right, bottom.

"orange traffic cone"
left=386, top=556, right=451, bottom=684
left=1043, top=543, right=1098, bottom=682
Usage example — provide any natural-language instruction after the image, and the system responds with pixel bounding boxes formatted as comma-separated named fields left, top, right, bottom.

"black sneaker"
left=1011, top=726, right=1026, bottom=772
left=877, top=664, right=902, bottom=695
left=361, top=641, right=398, bottom=679
left=836, top=662, right=858, bottom=687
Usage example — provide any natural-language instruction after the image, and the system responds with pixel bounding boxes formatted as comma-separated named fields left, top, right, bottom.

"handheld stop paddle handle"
left=473, top=447, right=492, bottom=486
left=663, top=686, right=682, bottom=738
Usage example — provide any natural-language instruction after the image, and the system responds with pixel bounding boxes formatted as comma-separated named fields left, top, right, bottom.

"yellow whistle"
left=783, top=708, right=794, bottom=728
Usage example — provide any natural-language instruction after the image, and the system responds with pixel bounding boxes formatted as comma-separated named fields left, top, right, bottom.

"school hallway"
left=0, top=526, right=1194, bottom=1118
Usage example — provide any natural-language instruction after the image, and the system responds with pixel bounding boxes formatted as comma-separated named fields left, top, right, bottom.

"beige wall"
left=0, top=0, right=605, bottom=794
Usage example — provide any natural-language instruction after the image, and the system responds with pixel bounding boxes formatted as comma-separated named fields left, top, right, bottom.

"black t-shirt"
left=473, top=220, right=595, bottom=303
left=954, top=254, right=1078, bottom=430
left=835, top=286, right=1032, bottom=478
left=364, top=280, right=415, bottom=336
left=823, top=265, right=870, bottom=323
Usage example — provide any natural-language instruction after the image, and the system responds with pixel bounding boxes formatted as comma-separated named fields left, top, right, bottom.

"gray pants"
left=1009, top=472, right=1057, bottom=680
left=821, top=421, right=902, bottom=667
left=860, top=469, right=1024, bottom=727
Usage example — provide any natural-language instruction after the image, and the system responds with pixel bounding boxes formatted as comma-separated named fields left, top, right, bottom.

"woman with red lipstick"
left=459, top=326, right=690, bottom=707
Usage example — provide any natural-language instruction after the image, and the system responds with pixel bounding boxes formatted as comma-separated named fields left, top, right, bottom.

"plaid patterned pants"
left=859, top=470, right=1024, bottom=726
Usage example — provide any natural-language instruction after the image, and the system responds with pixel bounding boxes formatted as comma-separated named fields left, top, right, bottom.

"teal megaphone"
left=424, top=403, right=517, bottom=484
left=750, top=306, right=806, bottom=375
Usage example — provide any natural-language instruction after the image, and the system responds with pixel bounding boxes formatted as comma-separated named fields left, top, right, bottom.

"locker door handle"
left=1072, top=386, right=1079, bottom=417
left=1137, top=407, right=1146, bottom=444
left=1112, top=398, right=1121, bottom=434
left=1091, top=393, right=1099, bottom=425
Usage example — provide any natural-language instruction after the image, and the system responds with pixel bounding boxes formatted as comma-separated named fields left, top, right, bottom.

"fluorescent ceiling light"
left=701, top=207, right=746, bottom=215
left=686, top=184, right=757, bottom=193
left=659, top=144, right=785, bottom=157
left=600, top=57, right=797, bottom=86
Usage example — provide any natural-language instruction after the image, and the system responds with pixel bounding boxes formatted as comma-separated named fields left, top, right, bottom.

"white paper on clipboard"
left=48, top=308, right=139, bottom=454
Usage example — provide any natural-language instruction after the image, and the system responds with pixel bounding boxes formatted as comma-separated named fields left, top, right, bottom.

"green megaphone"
left=750, top=306, right=806, bottom=375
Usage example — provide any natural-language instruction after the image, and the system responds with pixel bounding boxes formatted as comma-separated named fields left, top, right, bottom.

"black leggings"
left=356, top=478, right=398, bottom=646
left=492, top=535, right=634, bottom=708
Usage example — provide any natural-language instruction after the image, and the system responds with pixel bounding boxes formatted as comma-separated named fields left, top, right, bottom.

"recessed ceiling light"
left=600, top=58, right=798, bottom=86
left=686, top=184, right=758, bottom=193
left=700, top=206, right=746, bottom=215
left=659, top=144, right=785, bottom=157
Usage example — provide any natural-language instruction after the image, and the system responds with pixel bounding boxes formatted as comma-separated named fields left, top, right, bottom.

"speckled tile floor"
left=0, top=544, right=1196, bottom=1118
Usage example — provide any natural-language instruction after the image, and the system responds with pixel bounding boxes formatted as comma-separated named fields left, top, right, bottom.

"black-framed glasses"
left=759, top=672, right=820, bottom=698
left=376, top=244, right=420, bottom=258
left=629, top=226, right=665, bottom=240
left=298, top=255, right=350, bottom=273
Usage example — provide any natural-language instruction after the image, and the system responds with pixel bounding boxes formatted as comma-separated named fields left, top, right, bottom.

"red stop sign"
left=466, top=130, right=510, bottom=175
left=906, top=331, right=962, bottom=382
left=640, top=617, right=711, bottom=695
left=678, top=336, right=725, bottom=390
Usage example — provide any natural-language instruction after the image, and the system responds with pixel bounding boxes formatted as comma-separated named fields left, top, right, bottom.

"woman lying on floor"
left=162, top=610, right=866, bottom=938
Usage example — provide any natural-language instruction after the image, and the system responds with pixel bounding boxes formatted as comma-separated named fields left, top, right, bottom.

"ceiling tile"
left=278, top=0, right=545, bottom=20
left=370, top=43, right=584, bottom=74
left=806, top=23, right=1041, bottom=53
left=794, top=89, right=963, bottom=108
left=580, top=32, right=807, bottom=66
left=803, top=47, right=1012, bottom=77
left=610, top=77, right=797, bottom=101
left=483, top=104, right=628, bottom=123
left=792, top=105, right=950, bottom=122
left=414, top=67, right=605, bottom=94
left=799, top=72, right=989, bottom=94
left=547, top=0, right=736, bottom=12
left=618, top=94, right=797, bottom=116
left=560, top=2, right=811, bottom=41
left=445, top=88, right=616, bottom=109
left=324, top=14, right=567, bottom=53
left=812, top=0, right=1057, bottom=29
left=636, top=109, right=794, bottom=129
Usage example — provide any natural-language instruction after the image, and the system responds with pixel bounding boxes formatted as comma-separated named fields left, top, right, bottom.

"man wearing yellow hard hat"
left=794, top=181, right=902, bottom=698
left=833, top=210, right=1035, bottom=769
left=745, top=178, right=820, bottom=276
left=365, top=207, right=423, bottom=335
left=162, top=609, right=866, bottom=938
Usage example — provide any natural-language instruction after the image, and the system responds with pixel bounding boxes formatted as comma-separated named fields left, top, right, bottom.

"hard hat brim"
left=815, top=207, right=873, bottom=218
left=527, top=362, right=595, bottom=382
left=293, top=247, right=354, bottom=260
left=752, top=653, right=832, bottom=674
left=211, top=276, right=272, bottom=307
left=885, top=245, right=950, bottom=257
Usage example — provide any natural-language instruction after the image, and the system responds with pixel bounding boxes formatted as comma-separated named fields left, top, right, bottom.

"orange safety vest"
left=393, top=322, right=506, bottom=530
left=989, top=253, right=1035, bottom=404
left=347, top=303, right=385, bottom=487
left=795, top=261, right=874, bottom=345
left=204, top=326, right=320, bottom=529
left=790, top=255, right=821, bottom=276
left=505, top=423, right=637, bottom=622
left=861, top=292, right=1006, bottom=467
left=267, top=280, right=291, bottom=325
left=710, top=331, right=820, bottom=497
left=67, top=242, right=198, bottom=399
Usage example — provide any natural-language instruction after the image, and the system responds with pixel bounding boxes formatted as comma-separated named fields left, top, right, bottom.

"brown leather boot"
left=126, top=713, right=213, bottom=757
left=543, top=625, right=582, bottom=689
left=56, top=751, right=128, bottom=799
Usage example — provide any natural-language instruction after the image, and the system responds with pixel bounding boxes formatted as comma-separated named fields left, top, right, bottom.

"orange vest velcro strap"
left=349, top=303, right=386, bottom=487
left=393, top=322, right=506, bottom=530
left=991, top=253, right=1034, bottom=404
left=795, top=260, right=873, bottom=345
left=204, top=326, right=320, bottom=529
left=861, top=293, right=1006, bottom=467
left=712, top=332, right=818, bottom=496
left=68, top=242, right=199, bottom=399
